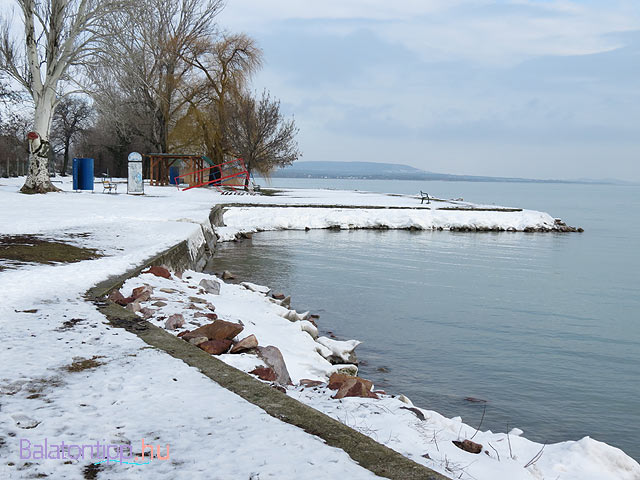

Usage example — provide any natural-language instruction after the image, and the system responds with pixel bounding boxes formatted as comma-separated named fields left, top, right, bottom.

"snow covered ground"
left=0, top=177, right=382, bottom=479
left=0, top=176, right=632, bottom=480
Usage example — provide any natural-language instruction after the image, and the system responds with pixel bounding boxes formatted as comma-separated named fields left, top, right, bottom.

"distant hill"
left=272, top=161, right=621, bottom=184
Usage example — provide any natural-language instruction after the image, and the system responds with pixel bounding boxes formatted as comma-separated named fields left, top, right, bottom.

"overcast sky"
left=218, top=0, right=640, bottom=181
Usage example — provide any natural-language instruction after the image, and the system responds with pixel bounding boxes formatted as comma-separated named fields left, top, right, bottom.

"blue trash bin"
left=169, top=166, right=179, bottom=185
left=72, top=158, right=94, bottom=191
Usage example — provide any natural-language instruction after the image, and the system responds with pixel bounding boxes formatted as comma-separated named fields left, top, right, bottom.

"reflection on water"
left=209, top=180, right=640, bottom=460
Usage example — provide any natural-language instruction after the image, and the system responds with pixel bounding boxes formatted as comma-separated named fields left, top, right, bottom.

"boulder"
left=299, top=379, right=324, bottom=388
left=152, top=301, right=167, bottom=307
left=230, top=334, right=258, bottom=353
left=142, top=266, right=171, bottom=279
left=198, top=339, right=232, bottom=355
left=188, top=296, right=207, bottom=304
left=331, top=364, right=358, bottom=376
left=139, top=307, right=155, bottom=320
left=125, top=299, right=142, bottom=313
left=281, top=296, right=291, bottom=307
left=250, top=366, right=276, bottom=382
left=199, top=278, right=221, bottom=295
left=164, top=314, right=185, bottom=330
left=452, top=439, right=483, bottom=454
left=177, top=330, right=190, bottom=338
left=272, top=292, right=286, bottom=300
left=299, top=320, right=318, bottom=339
left=316, top=337, right=361, bottom=364
left=131, top=285, right=153, bottom=302
left=257, top=346, right=292, bottom=385
left=241, top=282, right=271, bottom=295
left=328, top=373, right=377, bottom=400
left=221, top=270, right=234, bottom=280
left=194, top=312, right=218, bottom=321
left=159, top=288, right=178, bottom=294
left=188, top=336, right=208, bottom=346
left=182, top=320, right=243, bottom=342
left=108, top=290, right=134, bottom=306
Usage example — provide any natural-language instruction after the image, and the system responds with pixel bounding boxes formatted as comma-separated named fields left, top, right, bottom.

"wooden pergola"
left=145, top=154, right=211, bottom=186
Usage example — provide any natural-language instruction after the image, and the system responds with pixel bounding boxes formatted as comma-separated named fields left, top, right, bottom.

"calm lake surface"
left=210, top=178, right=640, bottom=460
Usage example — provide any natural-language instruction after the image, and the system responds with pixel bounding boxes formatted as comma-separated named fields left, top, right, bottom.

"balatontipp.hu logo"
left=19, top=438, right=170, bottom=465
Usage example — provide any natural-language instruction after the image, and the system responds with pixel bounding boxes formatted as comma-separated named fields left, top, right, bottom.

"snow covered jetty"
left=214, top=187, right=582, bottom=242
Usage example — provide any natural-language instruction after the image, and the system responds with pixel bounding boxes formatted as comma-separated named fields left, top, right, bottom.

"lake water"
left=210, top=178, right=640, bottom=460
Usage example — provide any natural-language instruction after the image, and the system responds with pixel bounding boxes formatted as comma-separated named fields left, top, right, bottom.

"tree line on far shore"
left=0, top=0, right=301, bottom=192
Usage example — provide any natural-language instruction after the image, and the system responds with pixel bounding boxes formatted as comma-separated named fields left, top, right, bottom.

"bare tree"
left=0, top=0, right=123, bottom=193
left=227, top=90, right=301, bottom=188
left=91, top=0, right=223, bottom=154
left=0, top=112, right=30, bottom=177
left=51, top=96, right=93, bottom=175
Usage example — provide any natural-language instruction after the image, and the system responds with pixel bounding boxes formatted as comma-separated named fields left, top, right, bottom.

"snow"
left=1, top=176, right=636, bottom=480
left=0, top=177, right=381, bottom=479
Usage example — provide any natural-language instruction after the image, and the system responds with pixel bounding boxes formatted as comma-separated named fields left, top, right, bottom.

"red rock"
left=230, top=334, right=258, bottom=353
left=108, top=290, right=135, bottom=306
left=177, top=330, right=191, bottom=338
left=272, top=292, right=286, bottom=300
left=198, top=339, right=232, bottom=355
left=182, top=320, right=243, bottom=342
left=257, top=346, right=292, bottom=385
left=299, top=379, right=324, bottom=387
left=271, top=384, right=286, bottom=393
left=328, top=373, right=377, bottom=399
left=453, top=439, right=483, bottom=454
left=250, top=367, right=276, bottom=382
left=142, top=266, right=171, bottom=279
left=131, top=285, right=153, bottom=302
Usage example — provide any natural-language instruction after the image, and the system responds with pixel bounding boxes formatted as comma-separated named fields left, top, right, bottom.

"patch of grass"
left=0, top=235, right=100, bottom=266
left=65, top=356, right=105, bottom=373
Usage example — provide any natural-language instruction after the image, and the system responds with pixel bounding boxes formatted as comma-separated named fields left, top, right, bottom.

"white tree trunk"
left=20, top=84, right=60, bottom=193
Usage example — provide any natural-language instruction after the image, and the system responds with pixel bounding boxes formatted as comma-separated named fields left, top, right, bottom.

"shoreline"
left=102, top=205, right=637, bottom=479
left=1, top=177, right=635, bottom=480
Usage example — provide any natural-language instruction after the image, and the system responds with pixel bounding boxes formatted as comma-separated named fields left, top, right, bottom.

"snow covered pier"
left=214, top=187, right=583, bottom=242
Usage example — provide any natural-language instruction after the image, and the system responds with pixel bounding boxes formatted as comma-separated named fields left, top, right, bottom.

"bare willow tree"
left=184, top=33, right=262, bottom=164
left=227, top=90, right=301, bottom=188
left=0, top=0, right=124, bottom=193
left=91, top=0, right=223, bottom=154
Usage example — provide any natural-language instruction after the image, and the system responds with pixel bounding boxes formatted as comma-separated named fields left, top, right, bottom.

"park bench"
left=420, top=190, right=430, bottom=204
left=102, top=175, right=117, bottom=194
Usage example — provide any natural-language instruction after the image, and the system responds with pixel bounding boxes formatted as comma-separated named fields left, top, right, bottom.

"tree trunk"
left=20, top=95, right=60, bottom=194
left=61, top=140, right=70, bottom=176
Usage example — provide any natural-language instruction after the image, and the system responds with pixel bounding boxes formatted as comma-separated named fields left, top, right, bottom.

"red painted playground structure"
left=145, top=153, right=250, bottom=191
left=175, top=157, right=250, bottom=191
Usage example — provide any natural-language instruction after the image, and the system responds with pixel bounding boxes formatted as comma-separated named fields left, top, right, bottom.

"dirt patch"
left=82, top=463, right=103, bottom=480
left=65, top=356, right=105, bottom=373
left=0, top=235, right=100, bottom=267
left=56, top=318, right=86, bottom=332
